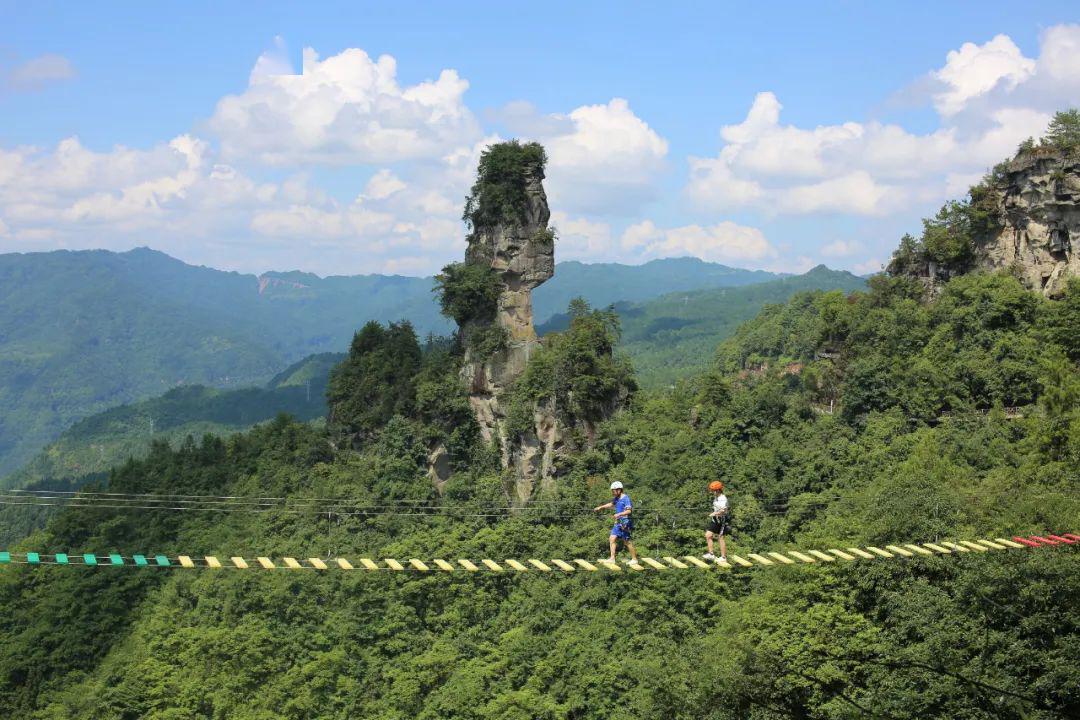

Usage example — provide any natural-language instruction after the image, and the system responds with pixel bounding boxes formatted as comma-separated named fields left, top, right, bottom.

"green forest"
left=1, top=123, right=1079, bottom=718
left=0, top=248, right=784, bottom=478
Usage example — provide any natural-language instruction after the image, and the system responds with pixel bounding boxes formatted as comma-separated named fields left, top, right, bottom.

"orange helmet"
left=709, top=481, right=724, bottom=492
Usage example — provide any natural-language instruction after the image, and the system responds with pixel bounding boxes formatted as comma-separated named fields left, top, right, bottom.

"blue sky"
left=1, top=1, right=1077, bottom=276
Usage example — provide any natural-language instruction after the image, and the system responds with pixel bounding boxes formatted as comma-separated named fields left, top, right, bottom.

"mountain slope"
left=540, top=265, right=867, bottom=387
left=0, top=249, right=782, bottom=474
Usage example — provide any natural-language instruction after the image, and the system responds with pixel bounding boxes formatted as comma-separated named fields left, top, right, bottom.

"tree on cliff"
left=463, top=140, right=547, bottom=232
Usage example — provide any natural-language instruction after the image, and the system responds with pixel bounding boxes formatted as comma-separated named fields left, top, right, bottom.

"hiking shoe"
left=628, top=559, right=639, bottom=566
left=703, top=553, right=716, bottom=561
left=719, top=556, right=727, bottom=563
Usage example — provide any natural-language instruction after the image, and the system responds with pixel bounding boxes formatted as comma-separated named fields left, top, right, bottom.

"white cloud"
left=4, top=54, right=76, bottom=91
left=821, top=239, right=860, bottom=257
left=687, top=25, right=1079, bottom=219
left=619, top=219, right=775, bottom=264
left=932, top=34, right=1035, bottom=116
left=208, top=47, right=481, bottom=165
left=503, top=98, right=669, bottom=216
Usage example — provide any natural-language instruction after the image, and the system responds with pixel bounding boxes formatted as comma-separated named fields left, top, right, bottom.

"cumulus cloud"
left=932, top=34, right=1035, bottom=116
left=687, top=25, right=1079, bottom=218
left=821, top=239, right=860, bottom=257
left=208, top=47, right=482, bottom=165
left=3, top=54, right=76, bottom=92
left=499, top=98, right=669, bottom=216
left=620, top=219, right=776, bottom=264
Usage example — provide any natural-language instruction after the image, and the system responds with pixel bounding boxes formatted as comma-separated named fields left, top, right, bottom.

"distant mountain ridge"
left=0, top=247, right=788, bottom=475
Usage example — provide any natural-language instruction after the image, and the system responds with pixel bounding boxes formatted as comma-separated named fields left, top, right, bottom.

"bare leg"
left=625, top=540, right=638, bottom=562
left=706, top=530, right=714, bottom=554
left=608, top=535, right=617, bottom=561
left=719, top=533, right=727, bottom=559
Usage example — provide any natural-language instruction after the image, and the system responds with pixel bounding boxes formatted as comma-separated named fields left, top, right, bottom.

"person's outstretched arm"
left=594, top=501, right=614, bottom=512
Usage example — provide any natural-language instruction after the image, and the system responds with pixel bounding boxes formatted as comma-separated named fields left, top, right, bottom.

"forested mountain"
left=0, top=248, right=782, bottom=476
left=1, top=120, right=1078, bottom=719
left=539, top=265, right=866, bottom=387
left=0, top=353, right=340, bottom=546
left=0, top=268, right=1076, bottom=718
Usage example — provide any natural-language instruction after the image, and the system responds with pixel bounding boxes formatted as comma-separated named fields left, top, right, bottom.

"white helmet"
left=610, top=481, right=624, bottom=490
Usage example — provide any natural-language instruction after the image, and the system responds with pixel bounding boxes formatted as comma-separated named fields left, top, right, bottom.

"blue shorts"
left=611, top=523, right=633, bottom=540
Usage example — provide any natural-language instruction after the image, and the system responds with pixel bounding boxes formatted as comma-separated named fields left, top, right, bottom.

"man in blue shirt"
left=593, top=481, right=639, bottom=565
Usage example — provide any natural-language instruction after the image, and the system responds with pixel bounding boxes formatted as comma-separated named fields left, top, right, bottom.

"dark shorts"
left=706, top=517, right=729, bottom=535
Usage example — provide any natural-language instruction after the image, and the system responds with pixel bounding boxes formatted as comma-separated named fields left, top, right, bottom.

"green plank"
left=109, top=554, right=123, bottom=566
left=133, top=554, right=148, bottom=566
left=26, top=552, right=40, bottom=564
left=155, top=555, right=171, bottom=567
left=54, top=553, right=69, bottom=564
left=83, top=553, right=98, bottom=566
left=0, top=551, right=10, bottom=564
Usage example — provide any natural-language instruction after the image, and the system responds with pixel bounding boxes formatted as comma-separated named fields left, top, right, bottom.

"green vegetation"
left=505, top=300, right=636, bottom=441
left=327, top=322, right=423, bottom=442
left=1019, top=108, right=1080, bottom=156
left=0, top=258, right=1077, bottom=717
left=463, top=140, right=547, bottom=232
left=0, top=248, right=446, bottom=476
left=540, top=265, right=867, bottom=388
left=434, top=262, right=503, bottom=326
left=0, top=249, right=786, bottom=477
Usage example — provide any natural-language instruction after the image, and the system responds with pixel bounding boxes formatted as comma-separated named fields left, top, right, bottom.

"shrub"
left=434, top=262, right=502, bottom=326
left=463, top=140, right=547, bottom=232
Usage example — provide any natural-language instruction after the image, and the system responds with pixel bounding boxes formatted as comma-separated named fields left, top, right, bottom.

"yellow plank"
left=178, top=555, right=195, bottom=568
left=505, top=559, right=529, bottom=572
left=625, top=560, right=645, bottom=571
left=994, top=538, right=1026, bottom=549
left=283, top=557, right=302, bottom=569
left=682, top=555, right=711, bottom=568
left=574, top=559, right=598, bottom=571
left=640, top=557, right=667, bottom=571
left=384, top=559, right=405, bottom=571
left=866, top=547, right=894, bottom=558
left=482, top=559, right=504, bottom=572
left=885, top=545, right=914, bottom=557
left=433, top=559, right=456, bottom=572
left=975, top=539, right=1006, bottom=550
left=903, top=544, right=934, bottom=556
left=714, top=558, right=732, bottom=569
left=308, top=558, right=328, bottom=570
left=957, top=541, right=989, bottom=553
left=204, top=556, right=222, bottom=568
left=829, top=548, right=857, bottom=560
left=231, top=556, right=249, bottom=569
left=336, top=558, right=354, bottom=570
left=787, top=551, right=817, bottom=563
left=458, top=559, right=479, bottom=572
left=598, top=560, right=621, bottom=572
left=728, top=554, right=755, bottom=567
left=845, top=548, right=876, bottom=559
left=922, top=543, right=952, bottom=554
left=359, top=558, right=381, bottom=570
left=663, top=556, right=690, bottom=569
left=409, top=559, right=430, bottom=572
left=747, top=553, right=776, bottom=566
left=941, top=542, right=971, bottom=553
left=527, top=559, right=552, bottom=572
left=807, top=550, right=837, bottom=562
left=551, top=559, right=576, bottom=572
left=767, top=552, right=797, bottom=565
left=257, top=556, right=275, bottom=569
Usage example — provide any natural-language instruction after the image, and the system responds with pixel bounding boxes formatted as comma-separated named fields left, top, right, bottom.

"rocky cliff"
left=432, top=141, right=622, bottom=503
left=972, top=151, right=1078, bottom=297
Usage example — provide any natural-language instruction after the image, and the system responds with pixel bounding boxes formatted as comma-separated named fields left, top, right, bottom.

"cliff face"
left=973, top=152, right=1079, bottom=297
left=458, top=158, right=560, bottom=501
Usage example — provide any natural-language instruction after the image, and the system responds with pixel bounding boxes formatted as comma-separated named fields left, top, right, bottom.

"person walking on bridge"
left=703, top=480, right=729, bottom=562
left=594, top=481, right=638, bottom=565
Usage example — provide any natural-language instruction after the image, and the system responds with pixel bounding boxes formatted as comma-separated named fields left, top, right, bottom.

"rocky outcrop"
left=973, top=152, right=1079, bottom=297
left=458, top=155, right=560, bottom=501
